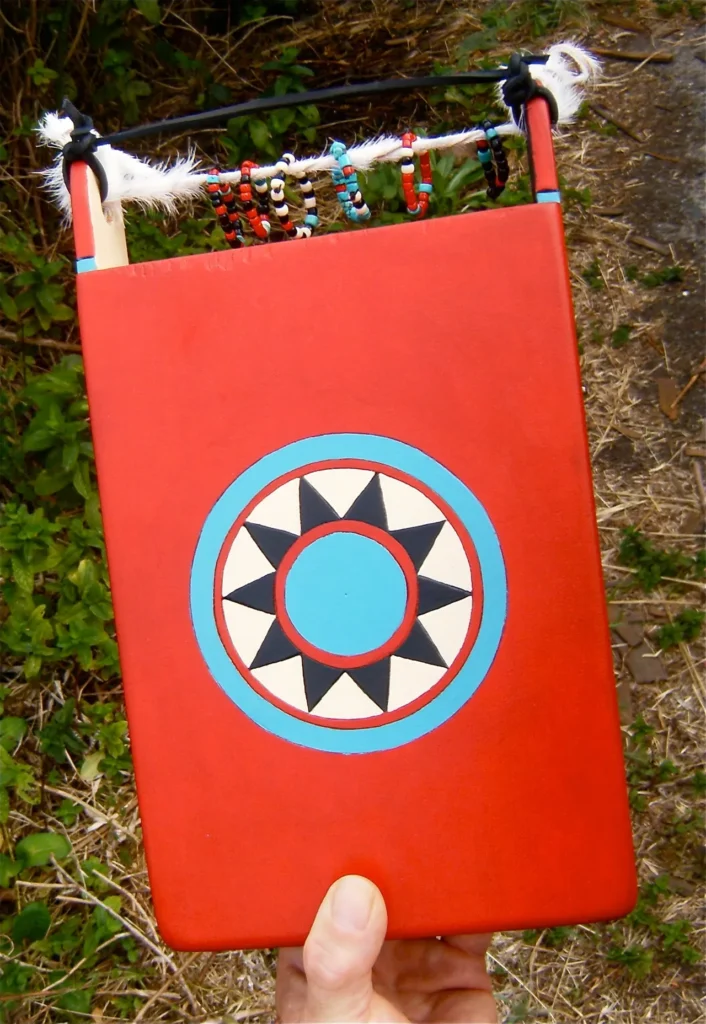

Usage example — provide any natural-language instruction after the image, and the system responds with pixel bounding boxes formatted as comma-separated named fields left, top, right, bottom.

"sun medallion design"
left=190, top=434, right=507, bottom=754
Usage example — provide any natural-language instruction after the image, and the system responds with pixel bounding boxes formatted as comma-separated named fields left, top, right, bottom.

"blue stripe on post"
left=536, top=190, right=561, bottom=204
left=75, top=256, right=97, bottom=273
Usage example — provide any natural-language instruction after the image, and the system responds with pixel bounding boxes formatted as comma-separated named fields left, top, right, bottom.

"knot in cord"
left=60, top=98, right=109, bottom=202
left=502, top=53, right=559, bottom=128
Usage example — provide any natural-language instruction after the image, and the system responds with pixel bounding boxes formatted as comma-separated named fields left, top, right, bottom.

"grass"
left=1, top=1, right=704, bottom=1021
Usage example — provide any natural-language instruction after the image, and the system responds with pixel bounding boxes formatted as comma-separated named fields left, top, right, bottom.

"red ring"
left=213, top=459, right=483, bottom=729
left=275, top=521, right=419, bottom=670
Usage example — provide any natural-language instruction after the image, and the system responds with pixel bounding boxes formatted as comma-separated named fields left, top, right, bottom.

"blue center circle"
left=284, top=533, right=407, bottom=656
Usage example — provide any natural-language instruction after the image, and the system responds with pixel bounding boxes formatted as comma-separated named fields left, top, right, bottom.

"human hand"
left=276, top=875, right=498, bottom=1023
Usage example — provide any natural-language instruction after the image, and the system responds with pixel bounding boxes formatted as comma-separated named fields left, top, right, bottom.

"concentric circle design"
left=190, top=434, right=507, bottom=754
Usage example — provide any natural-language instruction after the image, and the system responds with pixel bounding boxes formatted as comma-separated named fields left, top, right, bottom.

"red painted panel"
left=74, top=203, right=636, bottom=950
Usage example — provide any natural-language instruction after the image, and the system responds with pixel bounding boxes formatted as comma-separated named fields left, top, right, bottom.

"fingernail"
left=330, top=876, right=374, bottom=932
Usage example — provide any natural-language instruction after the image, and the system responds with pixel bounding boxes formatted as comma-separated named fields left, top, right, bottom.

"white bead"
left=296, top=226, right=312, bottom=239
left=300, top=179, right=313, bottom=193
left=304, top=195, right=317, bottom=209
left=275, top=203, right=289, bottom=217
left=271, top=189, right=285, bottom=202
left=401, top=161, right=414, bottom=174
left=400, top=146, right=413, bottom=158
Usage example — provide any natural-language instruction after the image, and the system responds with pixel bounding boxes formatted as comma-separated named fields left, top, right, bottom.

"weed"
left=606, top=943, right=654, bottom=977
left=221, top=47, right=320, bottom=165
left=522, top=926, right=576, bottom=947
left=611, top=323, right=632, bottom=348
left=625, top=716, right=678, bottom=811
left=582, top=259, right=604, bottom=290
left=563, top=185, right=592, bottom=208
left=617, top=527, right=705, bottom=592
left=653, top=609, right=704, bottom=650
left=640, top=265, right=684, bottom=288
left=608, top=876, right=702, bottom=976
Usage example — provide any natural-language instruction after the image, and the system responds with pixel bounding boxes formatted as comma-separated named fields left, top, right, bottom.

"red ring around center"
left=275, top=521, right=419, bottom=669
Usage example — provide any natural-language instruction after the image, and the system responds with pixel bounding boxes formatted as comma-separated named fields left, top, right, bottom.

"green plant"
left=608, top=876, right=702, bottom=975
left=522, top=925, right=576, bottom=947
left=611, top=323, right=632, bottom=348
left=221, top=47, right=320, bottom=164
left=617, top=527, right=705, bottom=592
left=654, top=609, right=704, bottom=650
left=480, top=0, right=587, bottom=37
left=625, top=716, right=678, bottom=811
left=582, top=259, right=603, bottom=290
left=0, top=357, right=120, bottom=682
left=640, top=265, right=684, bottom=288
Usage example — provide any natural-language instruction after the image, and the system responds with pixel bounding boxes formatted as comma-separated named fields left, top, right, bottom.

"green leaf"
left=0, top=718, right=28, bottom=752
left=12, top=902, right=51, bottom=943
left=296, top=104, right=320, bottom=126
left=79, top=752, right=103, bottom=782
left=0, top=288, right=18, bottom=321
left=458, top=29, right=498, bottom=53
left=0, top=788, right=9, bottom=825
left=15, top=832, right=71, bottom=868
left=85, top=493, right=103, bottom=531
left=23, top=655, right=42, bottom=680
left=11, top=557, right=34, bottom=594
left=50, top=304, right=75, bottom=322
left=134, top=0, right=161, bottom=23
left=33, top=469, right=70, bottom=496
left=57, top=989, right=93, bottom=1014
left=72, top=461, right=92, bottom=499
left=248, top=118, right=270, bottom=151
left=62, top=440, right=80, bottom=471
left=0, top=853, right=18, bottom=887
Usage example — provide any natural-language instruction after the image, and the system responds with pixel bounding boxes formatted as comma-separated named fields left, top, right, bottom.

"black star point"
left=224, top=472, right=472, bottom=713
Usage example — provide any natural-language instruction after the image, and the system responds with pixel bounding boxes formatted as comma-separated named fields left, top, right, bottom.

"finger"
left=302, top=875, right=387, bottom=1023
left=442, top=933, right=494, bottom=958
left=276, top=948, right=307, bottom=1024
left=378, top=937, right=494, bottom=996
left=428, top=989, right=499, bottom=1023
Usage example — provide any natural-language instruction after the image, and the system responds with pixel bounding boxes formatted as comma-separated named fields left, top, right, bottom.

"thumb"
left=302, top=875, right=387, bottom=1023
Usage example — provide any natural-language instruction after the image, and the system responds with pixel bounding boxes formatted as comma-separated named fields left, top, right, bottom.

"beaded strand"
left=399, top=131, right=433, bottom=217
left=330, top=141, right=371, bottom=222
left=239, top=160, right=271, bottom=240
left=269, top=153, right=319, bottom=239
left=206, top=168, right=244, bottom=249
left=476, top=122, right=509, bottom=200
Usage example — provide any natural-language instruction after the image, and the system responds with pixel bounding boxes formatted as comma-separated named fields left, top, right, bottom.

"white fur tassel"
left=37, top=41, right=599, bottom=220
left=496, top=41, right=601, bottom=125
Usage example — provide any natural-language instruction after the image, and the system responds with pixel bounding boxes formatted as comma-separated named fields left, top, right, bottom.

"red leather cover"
left=74, top=202, right=636, bottom=950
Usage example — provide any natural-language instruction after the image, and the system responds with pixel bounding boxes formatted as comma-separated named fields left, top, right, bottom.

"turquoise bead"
left=304, top=214, right=319, bottom=227
left=485, top=127, right=498, bottom=139
left=418, top=183, right=433, bottom=193
left=478, top=149, right=492, bottom=164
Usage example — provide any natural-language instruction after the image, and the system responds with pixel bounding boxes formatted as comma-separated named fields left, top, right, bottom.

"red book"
left=70, top=99, right=636, bottom=950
